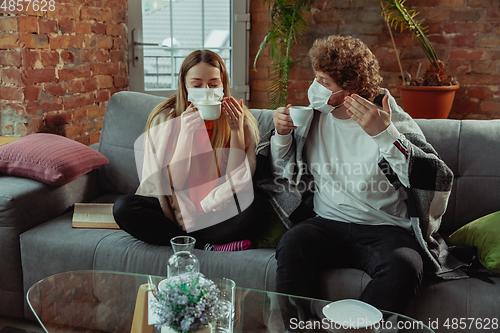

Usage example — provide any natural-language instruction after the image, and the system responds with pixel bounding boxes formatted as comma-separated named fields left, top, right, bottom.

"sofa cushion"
left=448, top=210, right=500, bottom=273
left=98, top=91, right=166, bottom=195
left=0, top=133, right=108, bottom=186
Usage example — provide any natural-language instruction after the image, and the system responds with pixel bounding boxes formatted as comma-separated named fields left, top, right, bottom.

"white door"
left=128, top=0, right=250, bottom=102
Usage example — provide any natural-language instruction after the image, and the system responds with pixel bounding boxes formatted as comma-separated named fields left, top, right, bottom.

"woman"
left=113, top=50, right=264, bottom=249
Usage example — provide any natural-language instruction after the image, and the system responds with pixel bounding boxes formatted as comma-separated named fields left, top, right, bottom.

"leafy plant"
left=255, top=0, right=457, bottom=107
left=152, top=273, right=223, bottom=333
left=377, top=0, right=456, bottom=86
left=253, top=0, right=315, bottom=109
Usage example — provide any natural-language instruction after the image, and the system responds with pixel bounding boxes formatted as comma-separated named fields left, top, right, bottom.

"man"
left=255, top=35, right=467, bottom=315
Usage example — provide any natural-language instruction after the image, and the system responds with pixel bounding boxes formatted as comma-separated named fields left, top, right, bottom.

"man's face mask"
left=187, top=87, right=224, bottom=105
left=307, top=79, right=344, bottom=114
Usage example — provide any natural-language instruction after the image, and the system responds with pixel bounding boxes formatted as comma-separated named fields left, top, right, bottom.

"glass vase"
left=167, top=236, right=200, bottom=278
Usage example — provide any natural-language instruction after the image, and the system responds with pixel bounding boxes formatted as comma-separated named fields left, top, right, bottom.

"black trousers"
left=276, top=215, right=426, bottom=314
left=113, top=191, right=267, bottom=248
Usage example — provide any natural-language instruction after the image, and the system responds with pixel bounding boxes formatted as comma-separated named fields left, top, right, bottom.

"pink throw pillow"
left=0, top=133, right=109, bottom=185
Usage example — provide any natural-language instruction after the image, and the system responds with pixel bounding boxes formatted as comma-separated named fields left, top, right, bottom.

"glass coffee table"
left=27, top=270, right=434, bottom=333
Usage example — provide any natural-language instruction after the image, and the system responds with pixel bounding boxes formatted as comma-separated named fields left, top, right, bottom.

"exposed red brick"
left=49, top=35, right=84, bottom=49
left=61, top=50, right=76, bottom=63
left=2, top=68, right=23, bottom=86
left=0, top=50, right=22, bottom=66
left=41, top=50, right=60, bottom=67
left=83, top=37, right=97, bottom=49
left=110, top=50, right=125, bottom=62
left=480, top=101, right=500, bottom=113
left=38, top=19, right=58, bottom=34
left=20, top=34, right=49, bottom=49
left=96, top=36, right=114, bottom=49
left=0, top=86, right=24, bottom=101
left=467, top=87, right=493, bottom=100
left=44, top=82, right=67, bottom=97
left=111, top=10, right=126, bottom=24
left=82, top=77, right=98, bottom=92
left=2, top=102, right=26, bottom=114
left=81, top=7, right=112, bottom=22
left=97, top=75, right=113, bottom=89
left=27, top=68, right=56, bottom=84
left=113, top=37, right=127, bottom=50
left=95, top=90, right=110, bottom=103
left=64, top=124, right=84, bottom=138
left=24, top=49, right=40, bottom=68
left=63, top=92, right=95, bottom=110
left=0, top=17, right=18, bottom=31
left=76, top=22, right=91, bottom=35
left=58, top=19, right=76, bottom=34
left=72, top=107, right=88, bottom=122
left=75, top=135, right=91, bottom=145
left=18, top=16, right=38, bottom=33
left=45, top=112, right=72, bottom=127
left=450, top=10, right=481, bottom=21
left=113, top=75, right=128, bottom=88
left=66, top=80, right=84, bottom=94
left=25, top=84, right=42, bottom=101
left=451, top=35, right=476, bottom=47
left=449, top=49, right=484, bottom=60
left=89, top=132, right=101, bottom=145
left=47, top=4, right=80, bottom=20
left=0, top=33, right=20, bottom=49
left=451, top=100, right=479, bottom=113
left=91, top=22, right=106, bottom=35
left=106, top=23, right=125, bottom=37
left=58, top=64, right=92, bottom=81
left=95, top=50, right=110, bottom=62
left=92, top=63, right=119, bottom=75
left=471, top=0, right=500, bottom=9
left=89, top=105, right=106, bottom=118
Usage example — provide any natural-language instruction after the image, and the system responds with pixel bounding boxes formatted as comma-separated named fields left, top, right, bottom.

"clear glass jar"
left=167, top=236, right=200, bottom=278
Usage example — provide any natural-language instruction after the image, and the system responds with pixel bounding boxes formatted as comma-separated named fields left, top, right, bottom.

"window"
left=128, top=0, right=250, bottom=101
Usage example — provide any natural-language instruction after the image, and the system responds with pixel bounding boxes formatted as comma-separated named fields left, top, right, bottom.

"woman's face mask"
left=187, top=87, right=224, bottom=105
left=307, top=79, right=344, bottom=114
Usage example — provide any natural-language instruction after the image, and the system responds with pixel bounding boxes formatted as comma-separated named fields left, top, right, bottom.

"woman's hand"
left=344, top=94, right=391, bottom=136
left=180, top=103, right=203, bottom=134
left=273, top=104, right=297, bottom=135
left=222, top=97, right=245, bottom=132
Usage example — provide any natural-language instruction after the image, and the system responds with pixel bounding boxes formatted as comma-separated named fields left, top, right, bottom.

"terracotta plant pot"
left=400, top=84, right=459, bottom=119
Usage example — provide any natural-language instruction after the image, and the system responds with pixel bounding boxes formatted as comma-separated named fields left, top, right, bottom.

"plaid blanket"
left=255, top=90, right=467, bottom=280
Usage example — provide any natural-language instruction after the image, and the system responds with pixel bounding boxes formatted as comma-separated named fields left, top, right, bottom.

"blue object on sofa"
left=0, top=91, right=499, bottom=332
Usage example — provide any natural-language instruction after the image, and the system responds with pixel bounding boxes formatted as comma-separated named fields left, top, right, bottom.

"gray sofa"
left=1, top=91, right=499, bottom=332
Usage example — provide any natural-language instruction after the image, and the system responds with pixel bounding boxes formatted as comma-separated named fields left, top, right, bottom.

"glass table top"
left=27, top=270, right=434, bottom=333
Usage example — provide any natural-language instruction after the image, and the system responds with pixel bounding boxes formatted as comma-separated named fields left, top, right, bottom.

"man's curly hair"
left=309, top=35, right=383, bottom=101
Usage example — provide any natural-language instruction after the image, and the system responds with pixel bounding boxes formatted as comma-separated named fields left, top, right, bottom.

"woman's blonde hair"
left=309, top=35, right=382, bottom=101
left=146, top=49, right=259, bottom=151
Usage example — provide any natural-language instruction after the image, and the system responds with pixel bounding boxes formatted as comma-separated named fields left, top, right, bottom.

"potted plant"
left=254, top=0, right=315, bottom=109
left=151, top=273, right=224, bottom=333
left=256, top=0, right=459, bottom=118
left=378, top=0, right=459, bottom=118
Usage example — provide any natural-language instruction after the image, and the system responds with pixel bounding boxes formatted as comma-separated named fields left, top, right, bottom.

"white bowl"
left=196, top=100, right=221, bottom=120
left=289, top=106, right=312, bottom=127
left=322, top=299, right=382, bottom=333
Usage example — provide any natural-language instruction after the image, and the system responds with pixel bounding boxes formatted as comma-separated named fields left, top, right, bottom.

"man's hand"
left=344, top=94, right=391, bottom=136
left=273, top=104, right=297, bottom=135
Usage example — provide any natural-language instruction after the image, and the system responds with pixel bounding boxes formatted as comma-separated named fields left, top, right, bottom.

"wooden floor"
left=0, top=316, right=44, bottom=333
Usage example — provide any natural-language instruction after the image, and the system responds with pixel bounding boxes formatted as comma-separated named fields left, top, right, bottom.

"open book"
left=72, top=203, right=120, bottom=229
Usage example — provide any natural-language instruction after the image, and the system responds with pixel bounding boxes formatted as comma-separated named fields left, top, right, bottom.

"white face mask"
left=187, top=87, right=224, bottom=105
left=307, top=79, right=344, bottom=114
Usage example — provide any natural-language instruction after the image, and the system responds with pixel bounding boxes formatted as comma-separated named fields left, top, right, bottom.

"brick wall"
left=0, top=1, right=129, bottom=144
left=249, top=0, right=500, bottom=120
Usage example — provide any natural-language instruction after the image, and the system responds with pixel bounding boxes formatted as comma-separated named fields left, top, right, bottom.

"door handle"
left=131, top=29, right=159, bottom=67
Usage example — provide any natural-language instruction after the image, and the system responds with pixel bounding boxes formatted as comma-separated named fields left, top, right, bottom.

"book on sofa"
left=72, top=203, right=119, bottom=229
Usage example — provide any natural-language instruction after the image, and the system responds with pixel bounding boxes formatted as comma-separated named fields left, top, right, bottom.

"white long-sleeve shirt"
left=270, top=112, right=411, bottom=230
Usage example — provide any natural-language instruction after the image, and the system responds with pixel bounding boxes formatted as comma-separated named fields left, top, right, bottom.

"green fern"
left=377, top=0, right=439, bottom=68
left=254, top=0, right=314, bottom=109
